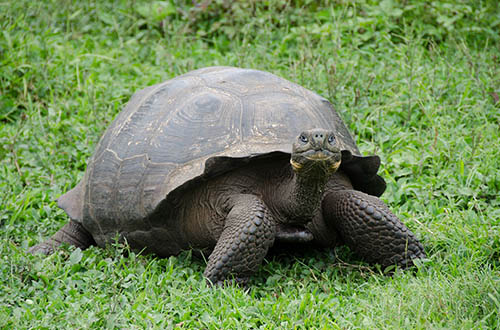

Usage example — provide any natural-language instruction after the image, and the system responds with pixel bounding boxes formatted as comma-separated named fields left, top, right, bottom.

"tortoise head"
left=290, top=128, right=342, bottom=176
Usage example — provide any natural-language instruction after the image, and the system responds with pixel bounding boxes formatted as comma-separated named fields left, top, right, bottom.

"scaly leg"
left=322, top=190, right=426, bottom=268
left=29, top=220, right=95, bottom=255
left=203, top=195, right=276, bottom=285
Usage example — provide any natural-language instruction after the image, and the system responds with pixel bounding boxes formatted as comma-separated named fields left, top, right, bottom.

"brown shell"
left=58, top=66, right=385, bottom=229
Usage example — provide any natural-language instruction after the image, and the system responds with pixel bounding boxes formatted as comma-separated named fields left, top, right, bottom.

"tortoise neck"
left=278, top=166, right=331, bottom=223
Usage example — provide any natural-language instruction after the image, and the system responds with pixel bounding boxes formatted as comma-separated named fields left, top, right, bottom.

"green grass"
left=1, top=0, right=499, bottom=328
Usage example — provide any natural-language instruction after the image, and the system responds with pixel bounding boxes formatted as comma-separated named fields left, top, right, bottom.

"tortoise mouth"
left=301, top=149, right=336, bottom=160
left=290, top=149, right=341, bottom=173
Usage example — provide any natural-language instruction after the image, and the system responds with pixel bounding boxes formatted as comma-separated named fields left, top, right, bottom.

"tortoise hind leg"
left=29, top=220, right=96, bottom=255
left=322, top=190, right=426, bottom=268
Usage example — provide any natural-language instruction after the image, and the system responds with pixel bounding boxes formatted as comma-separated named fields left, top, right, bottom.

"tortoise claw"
left=28, top=242, right=56, bottom=255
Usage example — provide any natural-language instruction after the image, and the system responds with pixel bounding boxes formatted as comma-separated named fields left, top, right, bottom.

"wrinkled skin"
left=30, top=129, right=425, bottom=285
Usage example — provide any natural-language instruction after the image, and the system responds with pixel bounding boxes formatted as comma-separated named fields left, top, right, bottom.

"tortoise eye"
left=299, top=134, right=308, bottom=143
left=328, top=135, right=335, bottom=144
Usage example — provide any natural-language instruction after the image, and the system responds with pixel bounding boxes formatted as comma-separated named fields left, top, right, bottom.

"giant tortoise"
left=30, top=66, right=426, bottom=284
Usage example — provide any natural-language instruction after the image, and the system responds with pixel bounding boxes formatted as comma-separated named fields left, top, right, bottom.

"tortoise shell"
left=58, top=66, right=385, bottom=236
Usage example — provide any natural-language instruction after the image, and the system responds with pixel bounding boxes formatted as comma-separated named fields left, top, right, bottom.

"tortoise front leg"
left=322, top=190, right=426, bottom=268
left=29, top=220, right=96, bottom=255
left=204, top=195, right=276, bottom=285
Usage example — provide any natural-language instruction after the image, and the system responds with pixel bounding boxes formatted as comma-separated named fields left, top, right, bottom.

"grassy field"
left=1, top=0, right=499, bottom=328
